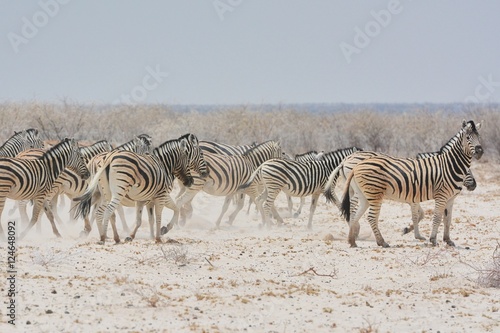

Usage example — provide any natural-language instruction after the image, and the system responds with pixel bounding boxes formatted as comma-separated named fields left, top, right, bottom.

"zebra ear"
left=180, top=138, right=188, bottom=152
left=476, top=121, right=482, bottom=130
left=188, top=134, right=198, bottom=146
left=462, top=119, right=467, bottom=128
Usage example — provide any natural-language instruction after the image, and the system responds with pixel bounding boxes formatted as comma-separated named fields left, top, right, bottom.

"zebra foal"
left=339, top=120, right=482, bottom=248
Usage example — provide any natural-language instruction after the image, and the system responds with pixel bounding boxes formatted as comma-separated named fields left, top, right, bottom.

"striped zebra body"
left=81, top=135, right=154, bottom=235
left=241, top=147, right=361, bottom=229
left=176, top=140, right=282, bottom=227
left=75, top=134, right=207, bottom=244
left=324, top=144, right=478, bottom=244
left=178, top=140, right=256, bottom=224
left=13, top=140, right=115, bottom=231
left=287, top=150, right=325, bottom=218
left=339, top=120, right=483, bottom=248
left=0, top=138, right=90, bottom=239
left=0, top=128, right=44, bottom=157
left=404, top=151, right=477, bottom=241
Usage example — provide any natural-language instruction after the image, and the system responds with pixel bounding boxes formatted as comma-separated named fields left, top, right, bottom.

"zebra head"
left=182, top=134, right=209, bottom=178
left=136, top=134, right=154, bottom=154
left=462, top=120, right=483, bottom=160
left=463, top=169, right=477, bottom=191
left=23, top=128, right=45, bottom=149
left=63, top=138, right=91, bottom=180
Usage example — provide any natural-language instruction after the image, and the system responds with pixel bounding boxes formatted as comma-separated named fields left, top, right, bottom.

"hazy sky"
left=1, top=1, right=499, bottom=105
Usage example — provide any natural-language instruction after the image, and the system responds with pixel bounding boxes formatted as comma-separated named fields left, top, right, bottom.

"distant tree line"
left=2, top=102, right=499, bottom=161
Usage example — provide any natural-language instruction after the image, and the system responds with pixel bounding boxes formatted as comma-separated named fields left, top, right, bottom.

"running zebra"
left=0, top=128, right=44, bottom=157
left=324, top=138, right=478, bottom=244
left=176, top=140, right=282, bottom=227
left=178, top=140, right=260, bottom=224
left=338, top=120, right=483, bottom=248
left=0, top=138, right=90, bottom=239
left=286, top=150, right=325, bottom=218
left=13, top=140, right=114, bottom=228
left=239, top=147, right=361, bottom=229
left=74, top=134, right=208, bottom=244
left=81, top=134, right=154, bottom=235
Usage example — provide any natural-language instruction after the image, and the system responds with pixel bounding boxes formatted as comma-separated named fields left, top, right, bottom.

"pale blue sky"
left=1, top=1, right=499, bottom=105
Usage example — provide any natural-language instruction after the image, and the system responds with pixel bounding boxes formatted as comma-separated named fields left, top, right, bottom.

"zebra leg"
left=349, top=194, right=361, bottom=239
left=215, top=195, right=234, bottom=227
left=176, top=189, right=198, bottom=226
left=442, top=199, right=456, bottom=247
left=263, top=188, right=284, bottom=227
left=116, top=205, right=130, bottom=233
left=347, top=195, right=369, bottom=248
left=18, top=200, right=30, bottom=226
left=405, top=203, right=426, bottom=241
left=126, top=201, right=146, bottom=242
left=100, top=198, right=121, bottom=244
left=0, top=198, right=6, bottom=237
left=50, top=195, right=64, bottom=226
left=366, top=201, right=389, bottom=248
left=227, top=192, right=245, bottom=225
left=294, top=197, right=305, bottom=218
left=20, top=198, right=47, bottom=239
left=43, top=200, right=62, bottom=238
left=287, top=195, right=293, bottom=217
left=160, top=194, right=179, bottom=235
left=306, top=194, right=320, bottom=230
left=429, top=199, right=446, bottom=246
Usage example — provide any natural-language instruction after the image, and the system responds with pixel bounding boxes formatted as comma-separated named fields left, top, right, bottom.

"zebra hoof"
left=124, top=237, right=133, bottom=242
left=402, top=227, right=410, bottom=235
left=79, top=230, right=89, bottom=238
left=429, top=238, right=438, bottom=246
left=445, top=239, right=456, bottom=247
left=96, top=240, right=105, bottom=245
left=293, top=213, right=300, bottom=218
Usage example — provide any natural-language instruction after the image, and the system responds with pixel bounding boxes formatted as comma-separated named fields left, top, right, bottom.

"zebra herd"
left=0, top=119, right=483, bottom=248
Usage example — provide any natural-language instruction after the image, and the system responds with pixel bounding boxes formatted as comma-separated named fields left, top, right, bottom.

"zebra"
left=337, top=120, right=483, bottom=248
left=81, top=135, right=154, bottom=235
left=0, top=138, right=90, bottom=239
left=176, top=140, right=282, bottom=227
left=177, top=140, right=258, bottom=224
left=12, top=140, right=114, bottom=228
left=74, top=134, right=208, bottom=244
left=286, top=150, right=325, bottom=218
left=0, top=128, right=44, bottom=157
left=403, top=152, right=477, bottom=241
left=239, top=147, right=361, bottom=229
left=324, top=143, right=478, bottom=244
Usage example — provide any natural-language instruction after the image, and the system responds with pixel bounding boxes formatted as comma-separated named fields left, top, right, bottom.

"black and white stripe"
left=338, top=120, right=483, bottom=248
left=0, top=138, right=90, bottom=239
left=240, top=147, right=361, bottom=229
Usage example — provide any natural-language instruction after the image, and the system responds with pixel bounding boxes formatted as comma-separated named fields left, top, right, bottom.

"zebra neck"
left=41, top=145, right=70, bottom=183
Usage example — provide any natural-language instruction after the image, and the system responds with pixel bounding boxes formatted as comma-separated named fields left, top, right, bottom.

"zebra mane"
left=242, top=140, right=278, bottom=157
left=154, top=136, right=184, bottom=153
left=295, top=151, right=317, bottom=159
left=438, top=124, right=470, bottom=155
left=316, top=147, right=361, bottom=161
left=42, top=138, right=73, bottom=159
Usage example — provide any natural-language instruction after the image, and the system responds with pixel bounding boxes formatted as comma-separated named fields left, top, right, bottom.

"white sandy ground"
left=1, top=162, right=499, bottom=333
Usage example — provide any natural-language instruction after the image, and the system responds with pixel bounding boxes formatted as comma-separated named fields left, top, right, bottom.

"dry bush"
left=0, top=101, right=498, bottom=160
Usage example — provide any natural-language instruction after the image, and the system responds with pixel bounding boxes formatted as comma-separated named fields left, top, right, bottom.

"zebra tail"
left=339, top=171, right=354, bottom=223
left=324, top=163, right=343, bottom=204
left=73, top=156, right=111, bottom=219
left=238, top=164, right=263, bottom=191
